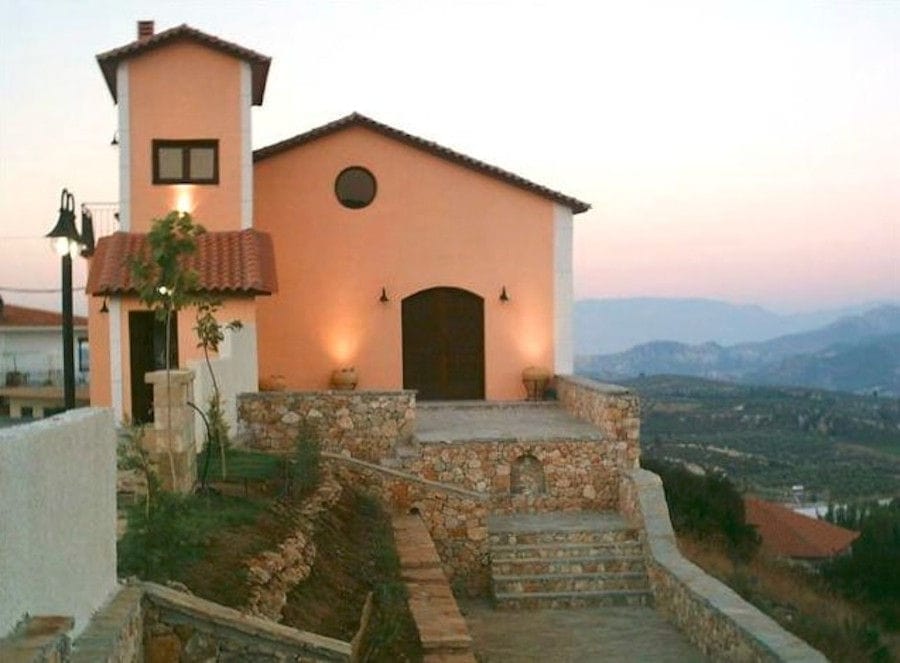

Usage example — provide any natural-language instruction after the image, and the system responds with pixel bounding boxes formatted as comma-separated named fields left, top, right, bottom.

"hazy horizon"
left=2, top=1, right=898, bottom=316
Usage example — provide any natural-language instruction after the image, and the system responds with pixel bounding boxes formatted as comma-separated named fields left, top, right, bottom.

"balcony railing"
left=82, top=202, right=120, bottom=239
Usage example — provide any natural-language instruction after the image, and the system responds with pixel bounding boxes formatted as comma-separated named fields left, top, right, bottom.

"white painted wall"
left=0, top=327, right=88, bottom=386
left=0, top=408, right=118, bottom=638
left=240, top=62, right=253, bottom=230
left=108, top=299, right=124, bottom=421
left=553, top=203, right=574, bottom=374
left=188, top=323, right=259, bottom=451
left=117, top=62, right=130, bottom=231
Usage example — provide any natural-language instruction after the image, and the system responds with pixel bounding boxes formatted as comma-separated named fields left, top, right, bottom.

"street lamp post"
left=46, top=188, right=93, bottom=411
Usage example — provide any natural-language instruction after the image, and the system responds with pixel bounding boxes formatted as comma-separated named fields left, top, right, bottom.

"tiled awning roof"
left=744, top=498, right=860, bottom=560
left=96, top=24, right=271, bottom=105
left=86, top=229, right=277, bottom=297
left=254, top=112, right=591, bottom=214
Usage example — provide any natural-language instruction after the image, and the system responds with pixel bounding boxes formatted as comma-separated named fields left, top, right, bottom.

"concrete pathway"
left=459, top=600, right=707, bottom=663
left=415, top=402, right=601, bottom=443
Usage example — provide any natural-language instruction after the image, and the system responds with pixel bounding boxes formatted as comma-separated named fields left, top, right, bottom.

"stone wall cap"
left=0, top=407, right=113, bottom=442
left=238, top=389, right=416, bottom=399
left=556, top=375, right=632, bottom=394
left=625, top=468, right=828, bottom=662
left=324, top=453, right=489, bottom=501
left=141, top=582, right=352, bottom=657
left=144, top=369, right=195, bottom=384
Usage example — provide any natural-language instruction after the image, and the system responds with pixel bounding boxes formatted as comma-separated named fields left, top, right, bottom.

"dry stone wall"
left=620, top=469, right=828, bottom=663
left=237, top=390, right=415, bottom=462
left=405, top=439, right=621, bottom=513
left=142, top=583, right=350, bottom=662
left=245, top=467, right=344, bottom=621
left=556, top=375, right=640, bottom=468
left=326, top=454, right=493, bottom=596
left=65, top=583, right=351, bottom=662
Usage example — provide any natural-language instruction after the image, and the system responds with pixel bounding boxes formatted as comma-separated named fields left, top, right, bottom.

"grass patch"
left=118, top=491, right=266, bottom=583
left=202, top=447, right=283, bottom=482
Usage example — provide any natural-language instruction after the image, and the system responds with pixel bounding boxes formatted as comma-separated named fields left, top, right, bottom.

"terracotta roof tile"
left=253, top=112, right=591, bottom=214
left=0, top=302, right=87, bottom=328
left=96, top=24, right=271, bottom=105
left=86, top=229, right=277, bottom=296
left=745, top=497, right=860, bottom=560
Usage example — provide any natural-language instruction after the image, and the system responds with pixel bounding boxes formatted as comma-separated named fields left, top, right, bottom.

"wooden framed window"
left=152, top=139, right=219, bottom=184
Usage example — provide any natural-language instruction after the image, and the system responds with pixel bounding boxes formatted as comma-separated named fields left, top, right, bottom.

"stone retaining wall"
left=237, top=390, right=415, bottom=462
left=246, top=467, right=344, bottom=620
left=405, top=439, right=620, bottom=513
left=67, top=583, right=351, bottom=663
left=556, top=375, right=640, bottom=468
left=620, top=469, right=827, bottom=663
left=325, top=454, right=493, bottom=596
left=142, top=583, right=350, bottom=662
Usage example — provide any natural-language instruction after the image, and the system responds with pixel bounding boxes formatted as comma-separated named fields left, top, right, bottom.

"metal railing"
left=82, top=202, right=120, bottom=239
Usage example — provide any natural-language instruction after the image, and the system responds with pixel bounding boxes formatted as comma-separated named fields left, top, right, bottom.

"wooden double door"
left=402, top=287, right=485, bottom=400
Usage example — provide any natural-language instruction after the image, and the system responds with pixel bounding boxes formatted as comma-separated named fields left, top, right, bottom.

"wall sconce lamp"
left=100, top=297, right=109, bottom=314
left=379, top=287, right=390, bottom=303
left=499, top=286, right=510, bottom=303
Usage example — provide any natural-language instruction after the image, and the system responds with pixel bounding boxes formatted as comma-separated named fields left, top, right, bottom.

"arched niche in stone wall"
left=510, top=454, right=545, bottom=496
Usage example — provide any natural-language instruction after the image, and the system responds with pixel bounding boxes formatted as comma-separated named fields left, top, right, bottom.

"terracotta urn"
left=522, top=366, right=551, bottom=401
left=331, top=367, right=358, bottom=390
left=259, top=374, right=286, bottom=391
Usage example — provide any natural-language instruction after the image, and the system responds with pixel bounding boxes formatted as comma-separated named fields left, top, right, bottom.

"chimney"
left=137, top=20, right=155, bottom=42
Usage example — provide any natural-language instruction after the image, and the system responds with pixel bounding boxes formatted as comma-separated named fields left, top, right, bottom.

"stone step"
left=494, top=589, right=653, bottom=610
left=489, top=527, right=640, bottom=547
left=493, top=571, right=649, bottom=595
left=491, top=555, right=646, bottom=576
left=424, top=651, right=478, bottom=663
left=490, top=540, right=644, bottom=560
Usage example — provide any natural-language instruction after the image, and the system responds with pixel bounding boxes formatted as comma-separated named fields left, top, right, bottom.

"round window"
left=334, top=166, right=376, bottom=209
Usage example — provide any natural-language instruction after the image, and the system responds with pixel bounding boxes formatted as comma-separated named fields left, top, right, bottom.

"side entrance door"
left=402, top=287, right=485, bottom=400
left=128, top=311, right=178, bottom=424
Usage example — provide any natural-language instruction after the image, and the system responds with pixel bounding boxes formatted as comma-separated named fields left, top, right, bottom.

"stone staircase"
left=488, top=512, right=653, bottom=609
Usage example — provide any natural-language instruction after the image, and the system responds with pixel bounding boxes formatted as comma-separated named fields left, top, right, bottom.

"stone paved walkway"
left=415, top=403, right=601, bottom=443
left=459, top=600, right=707, bottom=662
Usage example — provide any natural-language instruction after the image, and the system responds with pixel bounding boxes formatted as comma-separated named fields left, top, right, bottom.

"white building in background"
left=0, top=297, right=88, bottom=387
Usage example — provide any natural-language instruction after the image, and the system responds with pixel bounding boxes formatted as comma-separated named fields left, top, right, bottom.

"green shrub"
left=642, top=456, right=760, bottom=560
left=117, top=492, right=262, bottom=582
left=823, top=499, right=900, bottom=630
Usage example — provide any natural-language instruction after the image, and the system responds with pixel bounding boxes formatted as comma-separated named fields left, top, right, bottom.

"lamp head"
left=47, top=189, right=81, bottom=256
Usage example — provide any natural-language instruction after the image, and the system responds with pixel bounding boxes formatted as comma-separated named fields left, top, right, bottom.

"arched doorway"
left=402, top=287, right=484, bottom=400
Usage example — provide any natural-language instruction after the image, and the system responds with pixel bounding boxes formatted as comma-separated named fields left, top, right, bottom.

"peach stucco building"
left=86, top=22, right=589, bottom=423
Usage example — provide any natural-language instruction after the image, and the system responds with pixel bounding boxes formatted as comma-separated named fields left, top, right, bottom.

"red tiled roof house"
left=0, top=297, right=88, bottom=388
left=87, top=21, right=588, bottom=424
left=744, top=498, right=860, bottom=563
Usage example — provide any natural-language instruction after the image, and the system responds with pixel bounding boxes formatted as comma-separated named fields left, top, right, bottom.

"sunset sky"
left=1, top=0, right=897, bottom=315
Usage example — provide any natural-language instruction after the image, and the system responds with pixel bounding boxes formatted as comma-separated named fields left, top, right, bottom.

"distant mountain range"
left=574, top=297, right=888, bottom=355
left=576, top=304, right=900, bottom=395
